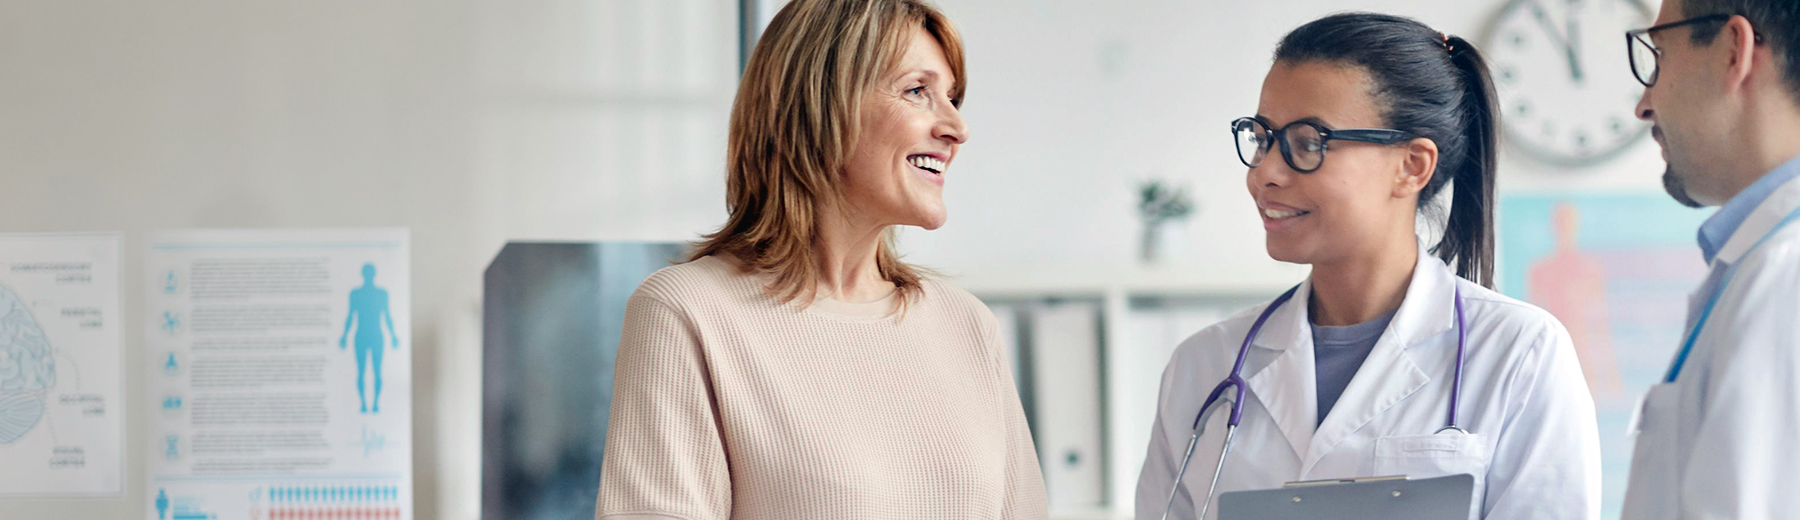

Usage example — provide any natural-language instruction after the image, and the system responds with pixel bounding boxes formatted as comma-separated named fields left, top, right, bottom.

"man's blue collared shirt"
left=1698, top=156, right=1800, bottom=264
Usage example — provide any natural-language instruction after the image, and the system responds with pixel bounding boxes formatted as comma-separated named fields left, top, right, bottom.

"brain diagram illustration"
left=0, top=283, right=55, bottom=444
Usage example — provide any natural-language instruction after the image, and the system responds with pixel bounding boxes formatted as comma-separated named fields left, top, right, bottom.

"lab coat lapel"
left=1301, top=243, right=1450, bottom=475
left=1244, top=279, right=1318, bottom=464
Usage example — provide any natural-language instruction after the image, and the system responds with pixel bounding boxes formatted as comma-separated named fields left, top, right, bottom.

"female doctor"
left=1135, top=13, right=1600, bottom=520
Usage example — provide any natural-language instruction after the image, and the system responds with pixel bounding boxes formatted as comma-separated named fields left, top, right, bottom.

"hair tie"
left=1440, top=32, right=1454, bottom=52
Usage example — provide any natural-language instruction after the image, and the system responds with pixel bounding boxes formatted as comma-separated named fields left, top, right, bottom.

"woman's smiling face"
left=1249, top=61, right=1420, bottom=265
left=839, top=24, right=970, bottom=231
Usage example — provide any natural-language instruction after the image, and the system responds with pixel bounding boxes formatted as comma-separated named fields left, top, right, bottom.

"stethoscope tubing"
left=1164, top=283, right=1469, bottom=518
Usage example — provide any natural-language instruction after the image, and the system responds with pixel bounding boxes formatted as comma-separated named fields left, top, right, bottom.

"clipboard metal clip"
left=1283, top=475, right=1408, bottom=488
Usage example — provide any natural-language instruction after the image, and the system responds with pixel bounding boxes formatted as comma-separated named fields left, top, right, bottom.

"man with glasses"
left=1621, top=0, right=1800, bottom=518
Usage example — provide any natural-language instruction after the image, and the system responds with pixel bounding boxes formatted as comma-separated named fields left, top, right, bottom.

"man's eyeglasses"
left=1627, top=14, right=1764, bottom=87
left=1231, top=117, right=1416, bottom=173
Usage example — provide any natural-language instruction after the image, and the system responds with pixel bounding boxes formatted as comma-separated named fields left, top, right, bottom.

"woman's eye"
left=906, top=86, right=927, bottom=97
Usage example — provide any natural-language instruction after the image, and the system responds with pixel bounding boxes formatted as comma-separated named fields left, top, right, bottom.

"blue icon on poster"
left=162, top=311, right=180, bottom=335
left=339, top=263, right=400, bottom=414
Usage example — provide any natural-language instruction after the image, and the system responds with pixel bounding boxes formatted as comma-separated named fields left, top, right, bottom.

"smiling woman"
left=693, top=0, right=970, bottom=310
left=1136, top=12, right=1600, bottom=520
left=594, top=1, right=1046, bottom=519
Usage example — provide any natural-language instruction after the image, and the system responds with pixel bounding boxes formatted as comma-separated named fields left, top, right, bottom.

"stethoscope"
left=1160, top=284, right=1470, bottom=520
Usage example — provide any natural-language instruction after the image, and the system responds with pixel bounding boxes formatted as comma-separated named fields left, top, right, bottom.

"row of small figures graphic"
left=270, top=486, right=400, bottom=503
left=266, top=507, right=404, bottom=520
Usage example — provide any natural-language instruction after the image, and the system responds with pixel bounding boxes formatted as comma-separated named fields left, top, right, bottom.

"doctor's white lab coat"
left=1136, top=242, right=1601, bottom=520
left=1621, top=174, right=1800, bottom=520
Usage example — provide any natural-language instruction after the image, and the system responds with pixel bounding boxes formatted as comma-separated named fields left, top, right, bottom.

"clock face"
left=1483, top=0, right=1655, bottom=166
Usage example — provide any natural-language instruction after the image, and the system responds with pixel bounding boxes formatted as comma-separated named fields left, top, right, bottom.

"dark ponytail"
left=1274, top=14, right=1500, bottom=288
left=1441, top=36, right=1498, bottom=289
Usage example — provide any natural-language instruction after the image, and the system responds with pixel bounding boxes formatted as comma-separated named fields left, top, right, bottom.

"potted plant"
left=1138, top=180, right=1195, bottom=263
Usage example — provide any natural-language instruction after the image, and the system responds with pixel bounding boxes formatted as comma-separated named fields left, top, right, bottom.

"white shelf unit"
left=965, top=264, right=1301, bottom=520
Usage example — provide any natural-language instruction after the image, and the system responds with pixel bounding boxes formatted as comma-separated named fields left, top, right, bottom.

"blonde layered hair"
left=691, top=0, right=966, bottom=308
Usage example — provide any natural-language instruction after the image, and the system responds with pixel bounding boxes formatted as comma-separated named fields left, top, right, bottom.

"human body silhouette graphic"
left=1527, top=204, right=1623, bottom=401
left=339, top=263, right=399, bottom=413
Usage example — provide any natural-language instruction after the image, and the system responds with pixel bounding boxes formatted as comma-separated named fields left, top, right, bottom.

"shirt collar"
left=1699, top=155, right=1800, bottom=263
left=1255, top=239, right=1456, bottom=353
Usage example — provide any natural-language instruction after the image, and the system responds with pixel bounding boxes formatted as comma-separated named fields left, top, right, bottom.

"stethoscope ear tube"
left=1164, top=395, right=1237, bottom=520
left=1161, top=432, right=1202, bottom=520
left=1197, top=425, right=1239, bottom=520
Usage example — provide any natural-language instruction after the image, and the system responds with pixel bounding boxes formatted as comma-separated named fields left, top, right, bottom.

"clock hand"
left=1565, top=16, right=1585, bottom=82
left=1528, top=0, right=1581, bottom=80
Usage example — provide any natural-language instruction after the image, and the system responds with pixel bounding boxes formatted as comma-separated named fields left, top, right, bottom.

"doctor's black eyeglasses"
left=1627, top=14, right=1765, bottom=88
left=1231, top=117, right=1418, bottom=173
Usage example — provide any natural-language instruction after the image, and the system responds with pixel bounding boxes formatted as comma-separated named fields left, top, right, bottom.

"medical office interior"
left=0, top=0, right=1703, bottom=519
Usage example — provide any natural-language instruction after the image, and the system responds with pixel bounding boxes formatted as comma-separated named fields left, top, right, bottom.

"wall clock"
left=1482, top=0, right=1655, bottom=166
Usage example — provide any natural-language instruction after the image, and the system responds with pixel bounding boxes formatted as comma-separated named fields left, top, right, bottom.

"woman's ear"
left=1393, top=137, right=1439, bottom=198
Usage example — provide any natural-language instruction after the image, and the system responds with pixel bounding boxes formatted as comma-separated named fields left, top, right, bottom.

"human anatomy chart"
left=145, top=229, right=411, bottom=520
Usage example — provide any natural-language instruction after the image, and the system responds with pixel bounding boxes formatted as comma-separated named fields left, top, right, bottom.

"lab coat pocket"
left=1374, top=433, right=1490, bottom=517
left=1620, top=383, right=1680, bottom=520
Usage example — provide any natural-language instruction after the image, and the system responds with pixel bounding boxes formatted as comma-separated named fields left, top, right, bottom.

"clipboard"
left=1216, top=473, right=1475, bottom=520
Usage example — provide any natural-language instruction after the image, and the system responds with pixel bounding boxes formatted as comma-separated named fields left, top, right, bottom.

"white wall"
left=0, top=1, right=733, bottom=519
left=0, top=0, right=1665, bottom=518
